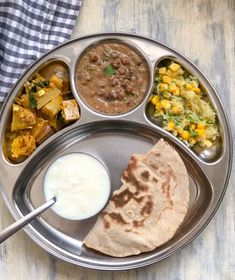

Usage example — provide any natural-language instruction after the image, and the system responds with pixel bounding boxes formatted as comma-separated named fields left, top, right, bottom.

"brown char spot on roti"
left=161, top=180, right=173, bottom=208
left=111, top=189, right=133, bottom=207
left=146, top=158, right=159, bottom=171
left=167, top=164, right=177, bottom=183
left=153, top=177, right=158, bottom=183
left=108, top=212, right=127, bottom=224
left=111, top=189, right=144, bottom=207
left=122, top=158, right=148, bottom=192
left=140, top=198, right=153, bottom=216
left=141, top=170, right=150, bottom=180
left=161, top=166, right=176, bottom=208
left=133, top=220, right=144, bottom=227
left=102, top=211, right=111, bottom=229
left=160, top=170, right=166, bottom=175
left=103, top=219, right=110, bottom=229
left=153, top=152, right=161, bottom=157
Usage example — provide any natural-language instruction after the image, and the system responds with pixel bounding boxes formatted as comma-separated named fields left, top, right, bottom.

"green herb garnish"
left=190, top=131, right=198, bottom=137
left=56, top=111, right=63, bottom=121
left=34, top=80, right=49, bottom=88
left=29, top=86, right=37, bottom=109
left=104, top=64, right=116, bottom=76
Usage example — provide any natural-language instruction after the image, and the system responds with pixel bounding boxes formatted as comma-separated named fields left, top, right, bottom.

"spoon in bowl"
left=0, top=197, right=56, bottom=244
left=0, top=152, right=111, bottom=244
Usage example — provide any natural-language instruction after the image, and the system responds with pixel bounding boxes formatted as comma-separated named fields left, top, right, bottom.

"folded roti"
left=83, top=139, right=189, bottom=257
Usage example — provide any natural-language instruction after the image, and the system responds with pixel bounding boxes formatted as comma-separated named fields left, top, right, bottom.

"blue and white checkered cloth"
left=0, top=0, right=83, bottom=104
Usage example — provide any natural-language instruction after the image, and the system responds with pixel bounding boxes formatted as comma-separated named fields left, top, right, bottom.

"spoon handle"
left=0, top=197, right=56, bottom=244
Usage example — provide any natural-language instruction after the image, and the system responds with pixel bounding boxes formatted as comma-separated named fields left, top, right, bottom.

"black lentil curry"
left=76, top=41, right=149, bottom=114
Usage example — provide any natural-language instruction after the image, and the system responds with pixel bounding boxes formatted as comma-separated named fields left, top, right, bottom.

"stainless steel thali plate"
left=0, top=33, right=232, bottom=270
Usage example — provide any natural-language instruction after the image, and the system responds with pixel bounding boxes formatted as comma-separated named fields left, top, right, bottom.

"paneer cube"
left=62, top=99, right=80, bottom=122
left=41, top=94, right=63, bottom=119
left=35, top=87, right=61, bottom=109
left=11, top=104, right=36, bottom=132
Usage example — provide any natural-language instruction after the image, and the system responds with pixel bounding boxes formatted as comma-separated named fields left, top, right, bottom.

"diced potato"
left=41, top=95, right=63, bottom=119
left=50, top=75, right=63, bottom=91
left=62, top=99, right=80, bottom=122
left=31, top=118, right=54, bottom=144
left=35, top=87, right=61, bottom=109
left=11, top=104, right=36, bottom=132
left=11, top=132, right=36, bottom=158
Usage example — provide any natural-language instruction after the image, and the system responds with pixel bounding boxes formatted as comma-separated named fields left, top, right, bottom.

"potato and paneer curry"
left=5, top=70, right=80, bottom=162
left=148, top=62, right=219, bottom=148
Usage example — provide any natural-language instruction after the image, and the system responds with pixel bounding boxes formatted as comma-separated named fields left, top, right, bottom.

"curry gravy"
left=76, top=41, right=149, bottom=114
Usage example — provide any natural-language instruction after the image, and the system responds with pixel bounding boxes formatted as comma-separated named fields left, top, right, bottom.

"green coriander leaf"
left=34, top=80, right=49, bottom=88
left=104, top=64, right=116, bottom=76
left=190, top=131, right=198, bottom=137
left=29, top=87, right=37, bottom=109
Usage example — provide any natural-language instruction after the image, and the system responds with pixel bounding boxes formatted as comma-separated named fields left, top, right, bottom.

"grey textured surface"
left=0, top=0, right=234, bottom=279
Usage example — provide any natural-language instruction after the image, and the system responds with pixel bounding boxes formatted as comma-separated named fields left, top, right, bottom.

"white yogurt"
left=43, top=153, right=110, bottom=220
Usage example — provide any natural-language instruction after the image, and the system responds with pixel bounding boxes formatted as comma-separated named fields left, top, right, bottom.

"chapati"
left=83, top=139, right=189, bottom=257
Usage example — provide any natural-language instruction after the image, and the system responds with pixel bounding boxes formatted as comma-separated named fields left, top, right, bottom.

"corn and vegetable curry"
left=149, top=62, right=219, bottom=148
left=5, top=71, right=80, bottom=162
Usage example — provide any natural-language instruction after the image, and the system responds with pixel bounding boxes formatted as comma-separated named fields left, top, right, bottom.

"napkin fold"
left=0, top=0, right=82, bottom=104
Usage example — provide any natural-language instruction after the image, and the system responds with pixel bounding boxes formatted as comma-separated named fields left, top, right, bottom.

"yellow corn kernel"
left=162, top=75, right=171, bottom=84
left=169, top=84, right=180, bottom=96
left=160, top=99, right=171, bottom=110
left=159, top=83, right=168, bottom=92
left=176, top=80, right=185, bottom=87
left=205, top=140, right=212, bottom=148
left=173, top=89, right=180, bottom=96
left=177, top=128, right=184, bottom=135
left=172, top=105, right=181, bottom=115
left=189, top=138, right=197, bottom=145
left=167, top=121, right=175, bottom=131
left=168, top=84, right=177, bottom=92
left=190, top=124, right=196, bottom=130
left=169, top=63, right=180, bottom=72
left=197, top=129, right=206, bottom=138
left=193, top=87, right=201, bottom=94
left=182, top=131, right=190, bottom=140
left=155, top=102, right=161, bottom=110
left=159, top=67, right=167, bottom=75
left=151, top=95, right=160, bottom=105
left=197, top=123, right=205, bottom=129
left=190, top=81, right=198, bottom=87
left=185, top=83, right=193, bottom=90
